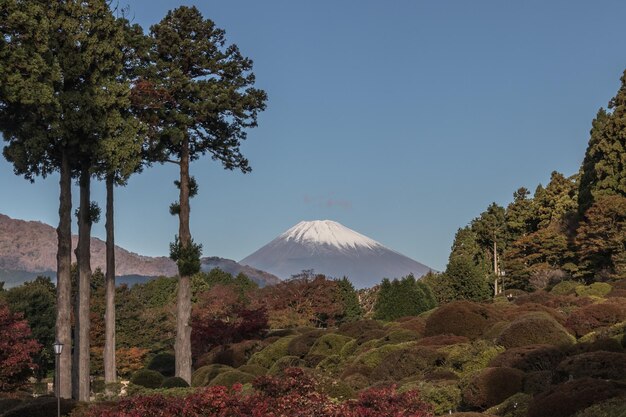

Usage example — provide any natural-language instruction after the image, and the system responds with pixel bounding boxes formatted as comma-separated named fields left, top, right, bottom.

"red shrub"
left=488, top=344, right=565, bottom=372
left=514, top=291, right=592, bottom=309
left=527, top=378, right=626, bottom=417
left=424, top=301, right=499, bottom=340
left=79, top=368, right=434, bottom=417
left=565, top=302, right=626, bottom=337
left=0, top=303, right=40, bottom=391
left=506, top=303, right=566, bottom=324
left=462, top=367, right=524, bottom=409
left=496, top=313, right=574, bottom=348
left=556, top=351, right=626, bottom=381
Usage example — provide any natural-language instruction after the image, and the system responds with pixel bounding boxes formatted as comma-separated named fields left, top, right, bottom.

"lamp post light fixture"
left=53, top=340, right=63, bottom=417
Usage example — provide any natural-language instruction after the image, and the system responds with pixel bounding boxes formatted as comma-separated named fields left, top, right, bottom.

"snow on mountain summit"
left=280, top=220, right=381, bottom=250
left=241, top=220, right=433, bottom=288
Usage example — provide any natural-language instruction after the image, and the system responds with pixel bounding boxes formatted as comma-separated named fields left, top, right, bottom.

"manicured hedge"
left=496, top=312, right=575, bottom=348
left=489, top=344, right=565, bottom=372
left=130, top=369, right=165, bottom=389
left=191, top=364, right=234, bottom=387
left=565, top=302, right=626, bottom=337
left=208, top=370, right=256, bottom=387
left=527, top=378, right=626, bottom=417
left=462, top=367, right=524, bottom=409
left=424, top=301, right=499, bottom=339
left=370, top=345, right=444, bottom=382
left=556, top=351, right=626, bottom=381
left=147, top=352, right=175, bottom=377
left=161, top=376, right=189, bottom=388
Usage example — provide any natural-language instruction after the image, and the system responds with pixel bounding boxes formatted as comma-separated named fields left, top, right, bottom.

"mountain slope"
left=0, top=214, right=279, bottom=287
left=240, top=220, right=432, bottom=288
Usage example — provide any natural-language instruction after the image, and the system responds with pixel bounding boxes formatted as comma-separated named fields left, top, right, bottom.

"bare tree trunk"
left=175, top=139, right=192, bottom=384
left=104, top=175, right=116, bottom=385
left=493, top=240, right=499, bottom=297
left=56, top=151, right=72, bottom=399
left=74, top=167, right=92, bottom=401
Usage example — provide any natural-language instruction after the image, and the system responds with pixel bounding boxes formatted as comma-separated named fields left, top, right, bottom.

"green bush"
left=551, top=281, right=579, bottom=295
left=485, top=392, right=530, bottom=417
left=340, top=339, right=359, bottom=358
left=401, top=380, right=462, bottom=415
left=208, top=370, right=255, bottom=387
left=462, top=367, right=525, bottom=409
left=316, top=354, right=344, bottom=375
left=424, top=301, right=499, bottom=340
left=129, top=369, right=165, bottom=389
left=351, top=342, right=415, bottom=370
left=575, top=282, right=613, bottom=298
left=307, top=333, right=353, bottom=358
left=416, top=335, right=470, bottom=346
left=237, top=364, right=267, bottom=376
left=573, top=397, right=626, bottom=417
left=247, top=335, right=296, bottom=369
left=267, top=355, right=306, bottom=375
left=1, top=397, right=77, bottom=417
left=378, top=328, right=421, bottom=344
left=441, top=341, right=504, bottom=377
left=496, top=312, right=575, bottom=348
left=147, top=352, right=176, bottom=377
left=191, top=364, right=234, bottom=387
left=161, top=376, right=189, bottom=388
left=286, top=329, right=326, bottom=358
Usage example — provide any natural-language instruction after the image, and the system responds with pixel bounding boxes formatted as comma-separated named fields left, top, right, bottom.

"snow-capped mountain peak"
left=279, top=220, right=381, bottom=250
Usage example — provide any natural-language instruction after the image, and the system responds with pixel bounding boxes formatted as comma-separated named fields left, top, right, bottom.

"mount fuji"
left=240, top=220, right=432, bottom=288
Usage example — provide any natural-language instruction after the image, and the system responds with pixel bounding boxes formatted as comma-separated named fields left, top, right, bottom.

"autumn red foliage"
left=0, top=302, right=40, bottom=391
left=79, top=368, right=433, bottom=417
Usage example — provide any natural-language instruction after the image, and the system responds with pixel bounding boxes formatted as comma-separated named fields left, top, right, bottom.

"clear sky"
left=1, top=0, right=625, bottom=271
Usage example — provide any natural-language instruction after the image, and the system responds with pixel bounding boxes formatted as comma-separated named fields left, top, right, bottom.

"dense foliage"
left=0, top=302, right=40, bottom=391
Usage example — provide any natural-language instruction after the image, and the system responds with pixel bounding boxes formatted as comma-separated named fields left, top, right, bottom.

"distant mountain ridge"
left=240, top=220, right=432, bottom=289
left=0, top=213, right=280, bottom=288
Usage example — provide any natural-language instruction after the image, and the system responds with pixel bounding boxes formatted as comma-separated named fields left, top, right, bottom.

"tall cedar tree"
left=1, top=0, right=74, bottom=398
left=137, top=6, right=267, bottom=382
left=1, top=1, right=138, bottom=399
left=95, top=17, right=146, bottom=386
left=579, top=70, right=626, bottom=212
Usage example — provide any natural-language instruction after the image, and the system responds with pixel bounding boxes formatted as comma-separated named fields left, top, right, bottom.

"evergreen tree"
left=576, top=195, right=626, bottom=280
left=373, top=275, right=436, bottom=320
left=532, top=171, right=578, bottom=229
left=337, top=277, right=362, bottom=322
left=505, top=187, right=534, bottom=241
left=137, top=6, right=267, bottom=383
left=578, top=70, right=626, bottom=212
left=445, top=255, right=491, bottom=301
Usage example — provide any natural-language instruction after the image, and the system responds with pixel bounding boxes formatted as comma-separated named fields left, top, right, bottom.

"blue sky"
left=1, top=0, right=625, bottom=271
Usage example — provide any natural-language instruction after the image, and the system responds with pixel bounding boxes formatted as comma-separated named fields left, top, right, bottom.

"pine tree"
left=137, top=6, right=267, bottom=383
left=578, top=70, right=626, bottom=212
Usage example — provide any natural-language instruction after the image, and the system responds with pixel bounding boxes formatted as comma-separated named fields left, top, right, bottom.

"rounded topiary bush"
left=416, top=334, right=470, bottom=346
left=161, top=376, right=190, bottom=388
left=485, top=392, right=530, bottom=417
left=489, top=344, right=565, bottom=372
left=424, top=301, right=499, bottom=339
left=565, top=302, right=626, bottom=337
left=247, top=335, right=296, bottom=369
left=378, top=328, right=421, bottom=344
left=307, top=333, right=353, bottom=358
left=1, top=397, right=77, bottom=417
left=556, top=351, right=626, bottom=381
left=267, top=355, right=306, bottom=375
left=316, top=354, right=344, bottom=375
left=205, top=340, right=267, bottom=368
left=523, top=370, right=553, bottom=395
left=527, top=378, right=626, bottom=417
left=130, top=368, right=164, bottom=389
left=401, top=380, right=461, bottom=415
left=507, top=302, right=566, bottom=324
left=337, top=319, right=383, bottom=338
left=496, top=312, right=575, bottom=348
left=286, top=329, right=326, bottom=358
left=370, top=345, right=444, bottom=382
left=551, top=281, right=579, bottom=295
left=208, top=370, right=255, bottom=387
left=397, top=316, right=427, bottom=335
left=191, top=364, right=234, bottom=387
left=462, top=367, right=525, bottom=410
left=147, top=352, right=175, bottom=377
left=575, top=282, right=613, bottom=298
left=441, top=341, right=504, bottom=377
left=237, top=363, right=267, bottom=376
left=572, top=397, right=626, bottom=417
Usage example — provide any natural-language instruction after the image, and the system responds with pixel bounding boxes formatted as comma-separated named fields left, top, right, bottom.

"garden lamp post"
left=53, top=340, right=63, bottom=417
